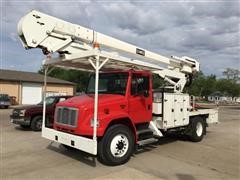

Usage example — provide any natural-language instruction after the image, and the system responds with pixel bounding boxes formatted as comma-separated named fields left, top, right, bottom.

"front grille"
left=12, top=109, right=21, bottom=117
left=55, top=107, right=78, bottom=127
left=13, top=109, right=20, bottom=115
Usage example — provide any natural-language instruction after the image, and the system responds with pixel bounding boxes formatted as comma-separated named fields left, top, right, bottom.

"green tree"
left=185, top=71, right=205, bottom=96
left=216, top=79, right=240, bottom=97
left=222, top=68, right=240, bottom=81
left=39, top=66, right=90, bottom=92
left=152, top=74, right=165, bottom=89
left=201, top=75, right=217, bottom=97
left=186, top=72, right=217, bottom=97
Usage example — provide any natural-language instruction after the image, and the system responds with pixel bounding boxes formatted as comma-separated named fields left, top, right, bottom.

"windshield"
left=0, top=94, right=10, bottom=101
left=86, top=73, right=128, bottom=95
left=38, top=97, right=56, bottom=105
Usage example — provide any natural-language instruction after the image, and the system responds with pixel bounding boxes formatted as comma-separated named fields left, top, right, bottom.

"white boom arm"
left=18, top=10, right=199, bottom=92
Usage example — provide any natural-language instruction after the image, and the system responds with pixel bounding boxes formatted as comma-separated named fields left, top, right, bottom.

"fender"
left=98, top=111, right=137, bottom=141
left=75, top=110, right=136, bottom=139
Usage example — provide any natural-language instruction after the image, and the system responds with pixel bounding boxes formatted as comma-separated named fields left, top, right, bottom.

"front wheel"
left=98, top=124, right=134, bottom=166
left=31, top=116, right=43, bottom=131
left=189, top=117, right=206, bottom=142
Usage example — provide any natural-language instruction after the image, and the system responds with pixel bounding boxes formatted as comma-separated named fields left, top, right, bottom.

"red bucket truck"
left=17, top=10, right=218, bottom=165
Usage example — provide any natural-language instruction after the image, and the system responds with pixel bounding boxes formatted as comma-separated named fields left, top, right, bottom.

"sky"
left=1, top=0, right=239, bottom=77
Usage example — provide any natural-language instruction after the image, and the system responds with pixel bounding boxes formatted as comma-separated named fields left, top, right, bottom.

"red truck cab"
left=54, top=70, right=152, bottom=137
left=53, top=70, right=153, bottom=165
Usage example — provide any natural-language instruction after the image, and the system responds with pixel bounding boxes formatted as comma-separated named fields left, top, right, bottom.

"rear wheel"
left=98, top=124, right=134, bottom=166
left=31, top=116, right=43, bottom=131
left=189, top=116, right=206, bottom=142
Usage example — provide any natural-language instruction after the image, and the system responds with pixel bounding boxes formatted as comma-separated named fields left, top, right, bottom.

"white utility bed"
left=190, top=108, right=218, bottom=124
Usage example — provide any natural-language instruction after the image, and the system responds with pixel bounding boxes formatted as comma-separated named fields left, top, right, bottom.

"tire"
left=31, top=116, right=43, bottom=131
left=189, top=116, right=206, bottom=142
left=98, top=124, right=135, bottom=166
left=5, top=106, right=9, bottom=109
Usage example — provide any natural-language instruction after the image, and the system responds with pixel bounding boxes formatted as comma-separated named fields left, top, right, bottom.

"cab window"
left=131, top=74, right=149, bottom=96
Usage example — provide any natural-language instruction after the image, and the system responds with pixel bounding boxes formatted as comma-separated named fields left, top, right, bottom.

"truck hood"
left=14, top=104, right=43, bottom=110
left=57, top=94, right=126, bottom=108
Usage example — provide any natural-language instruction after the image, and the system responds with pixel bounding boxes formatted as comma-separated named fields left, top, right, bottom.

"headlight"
left=19, top=109, right=26, bottom=116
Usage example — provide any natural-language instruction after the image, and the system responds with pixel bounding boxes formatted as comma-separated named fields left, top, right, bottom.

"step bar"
left=137, top=138, right=158, bottom=146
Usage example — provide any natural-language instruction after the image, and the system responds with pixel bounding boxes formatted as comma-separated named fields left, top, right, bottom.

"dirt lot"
left=0, top=106, right=239, bottom=180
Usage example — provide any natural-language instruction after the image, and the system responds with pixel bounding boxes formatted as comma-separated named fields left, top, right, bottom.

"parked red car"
left=10, top=96, right=73, bottom=131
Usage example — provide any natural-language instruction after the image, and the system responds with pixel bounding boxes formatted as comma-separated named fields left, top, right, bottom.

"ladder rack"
left=43, top=49, right=164, bottom=72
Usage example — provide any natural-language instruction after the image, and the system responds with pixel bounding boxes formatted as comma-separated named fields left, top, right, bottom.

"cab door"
left=128, top=73, right=152, bottom=123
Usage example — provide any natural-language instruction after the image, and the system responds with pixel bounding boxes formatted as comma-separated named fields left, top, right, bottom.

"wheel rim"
left=110, top=134, right=129, bottom=158
left=36, top=118, right=42, bottom=130
left=196, top=122, right=203, bottom=137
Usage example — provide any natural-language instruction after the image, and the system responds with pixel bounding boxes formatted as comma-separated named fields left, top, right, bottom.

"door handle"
left=147, top=105, right=151, bottom=110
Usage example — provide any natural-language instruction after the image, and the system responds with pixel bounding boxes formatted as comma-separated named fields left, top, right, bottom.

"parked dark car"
left=0, top=94, right=11, bottom=109
left=10, top=95, right=73, bottom=131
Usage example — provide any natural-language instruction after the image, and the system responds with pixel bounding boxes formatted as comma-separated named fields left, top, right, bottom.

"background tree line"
left=185, top=69, right=240, bottom=98
left=39, top=67, right=240, bottom=98
left=39, top=67, right=91, bottom=92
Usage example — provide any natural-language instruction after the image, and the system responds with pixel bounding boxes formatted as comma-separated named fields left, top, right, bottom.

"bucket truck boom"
left=18, top=10, right=199, bottom=92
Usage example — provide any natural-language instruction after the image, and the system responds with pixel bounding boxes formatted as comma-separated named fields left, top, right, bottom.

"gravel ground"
left=0, top=105, right=239, bottom=180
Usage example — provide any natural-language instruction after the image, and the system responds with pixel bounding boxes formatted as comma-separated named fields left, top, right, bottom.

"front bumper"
left=10, top=116, right=31, bottom=126
left=42, top=127, right=97, bottom=155
left=0, top=101, right=10, bottom=107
